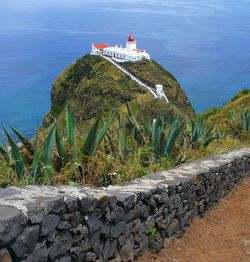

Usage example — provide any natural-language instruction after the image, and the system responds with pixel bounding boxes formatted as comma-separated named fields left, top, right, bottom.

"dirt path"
left=139, top=175, right=250, bottom=262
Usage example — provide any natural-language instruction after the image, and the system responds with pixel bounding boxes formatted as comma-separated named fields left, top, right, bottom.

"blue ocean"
left=0, top=0, right=249, bottom=138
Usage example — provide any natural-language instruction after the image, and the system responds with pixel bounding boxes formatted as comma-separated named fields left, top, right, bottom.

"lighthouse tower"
left=126, top=33, right=137, bottom=50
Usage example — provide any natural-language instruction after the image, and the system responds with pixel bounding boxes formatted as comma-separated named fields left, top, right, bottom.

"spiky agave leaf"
left=44, top=165, right=53, bottom=177
left=105, top=131, right=117, bottom=157
left=3, top=127, right=25, bottom=177
left=55, top=125, right=67, bottom=163
left=191, top=119, right=201, bottom=148
left=32, top=129, right=40, bottom=175
left=65, top=102, right=77, bottom=159
left=191, top=119, right=207, bottom=149
left=143, top=116, right=152, bottom=135
left=95, top=110, right=117, bottom=153
left=190, top=119, right=198, bottom=147
left=203, top=125, right=216, bottom=147
left=0, top=144, right=10, bottom=163
left=163, top=114, right=185, bottom=157
left=230, top=110, right=239, bottom=122
left=126, top=102, right=145, bottom=145
left=151, top=113, right=165, bottom=154
left=118, top=115, right=127, bottom=162
left=127, top=115, right=144, bottom=145
left=10, top=126, right=32, bottom=151
left=41, top=123, right=56, bottom=168
left=118, top=126, right=127, bottom=162
left=82, top=116, right=100, bottom=156
left=126, top=102, right=133, bottom=117
left=65, top=102, right=75, bottom=146
left=126, top=104, right=141, bottom=130
left=230, top=125, right=239, bottom=137
left=241, top=109, right=250, bottom=131
left=216, top=129, right=226, bottom=142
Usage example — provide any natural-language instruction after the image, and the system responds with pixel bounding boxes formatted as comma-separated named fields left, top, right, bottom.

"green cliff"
left=44, top=54, right=194, bottom=125
left=204, top=89, right=250, bottom=130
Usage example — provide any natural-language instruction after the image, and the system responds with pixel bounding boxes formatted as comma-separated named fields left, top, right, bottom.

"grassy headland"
left=43, top=55, right=195, bottom=126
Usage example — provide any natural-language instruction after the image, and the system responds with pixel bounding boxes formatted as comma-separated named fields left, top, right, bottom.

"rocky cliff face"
left=44, top=55, right=194, bottom=125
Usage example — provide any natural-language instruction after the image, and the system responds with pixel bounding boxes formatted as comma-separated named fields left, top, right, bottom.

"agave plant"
left=40, top=123, right=57, bottom=176
left=143, top=116, right=153, bottom=136
left=215, top=129, right=226, bottom=142
left=2, top=127, right=25, bottom=177
left=230, top=110, right=239, bottom=122
left=82, top=110, right=117, bottom=157
left=163, top=114, right=185, bottom=156
left=229, top=109, right=250, bottom=135
left=149, top=113, right=185, bottom=157
left=10, top=126, right=33, bottom=153
left=240, top=109, right=250, bottom=132
left=0, top=121, right=57, bottom=178
left=151, top=113, right=165, bottom=154
left=187, top=118, right=216, bottom=149
left=0, top=144, right=10, bottom=164
left=126, top=102, right=145, bottom=146
left=32, top=129, right=40, bottom=176
left=65, top=101, right=77, bottom=159
left=117, top=114, right=129, bottom=162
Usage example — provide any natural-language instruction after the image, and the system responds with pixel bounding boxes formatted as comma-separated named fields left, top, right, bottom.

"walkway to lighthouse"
left=99, top=54, right=169, bottom=103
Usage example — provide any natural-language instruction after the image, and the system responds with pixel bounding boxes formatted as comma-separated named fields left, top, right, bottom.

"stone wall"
left=0, top=148, right=249, bottom=262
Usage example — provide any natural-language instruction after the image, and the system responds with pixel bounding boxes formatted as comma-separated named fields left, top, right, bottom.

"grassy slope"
left=203, top=89, right=250, bottom=130
left=123, top=60, right=194, bottom=117
left=196, top=89, right=250, bottom=157
left=43, top=55, right=195, bottom=126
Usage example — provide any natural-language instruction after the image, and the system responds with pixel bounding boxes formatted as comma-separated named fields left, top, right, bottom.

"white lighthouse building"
left=91, top=33, right=150, bottom=62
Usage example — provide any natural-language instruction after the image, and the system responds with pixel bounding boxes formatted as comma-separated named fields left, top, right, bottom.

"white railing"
left=98, top=54, right=169, bottom=103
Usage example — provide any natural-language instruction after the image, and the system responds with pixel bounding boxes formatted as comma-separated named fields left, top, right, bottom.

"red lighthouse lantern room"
left=128, top=33, right=135, bottom=42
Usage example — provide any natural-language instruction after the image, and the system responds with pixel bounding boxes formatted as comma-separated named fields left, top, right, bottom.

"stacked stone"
left=0, top=148, right=249, bottom=262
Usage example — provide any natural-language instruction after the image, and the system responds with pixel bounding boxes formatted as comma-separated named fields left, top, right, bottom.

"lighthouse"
left=91, top=33, right=150, bottom=62
left=126, top=33, right=137, bottom=51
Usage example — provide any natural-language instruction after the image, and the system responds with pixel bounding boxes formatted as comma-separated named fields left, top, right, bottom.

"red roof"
left=93, top=43, right=110, bottom=49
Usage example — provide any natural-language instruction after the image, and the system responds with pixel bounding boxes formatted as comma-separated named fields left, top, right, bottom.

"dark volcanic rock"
left=25, top=240, right=48, bottom=262
left=103, top=239, right=118, bottom=261
left=48, top=231, right=73, bottom=260
left=40, top=214, right=60, bottom=236
left=0, top=205, right=27, bottom=245
left=9, top=225, right=40, bottom=259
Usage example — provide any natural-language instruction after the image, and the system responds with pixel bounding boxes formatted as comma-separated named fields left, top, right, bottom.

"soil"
left=139, top=175, right=250, bottom=262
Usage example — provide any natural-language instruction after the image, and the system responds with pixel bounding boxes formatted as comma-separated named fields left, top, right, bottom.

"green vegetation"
left=230, top=88, right=250, bottom=102
left=0, top=88, right=249, bottom=188
left=198, top=88, right=250, bottom=143
left=0, top=51, right=249, bottom=189
left=148, top=227, right=159, bottom=242
left=43, top=55, right=194, bottom=127
left=122, top=59, right=194, bottom=116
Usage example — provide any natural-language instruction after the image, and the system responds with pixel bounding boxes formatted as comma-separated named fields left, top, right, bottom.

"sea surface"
left=0, top=0, right=249, bottom=138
